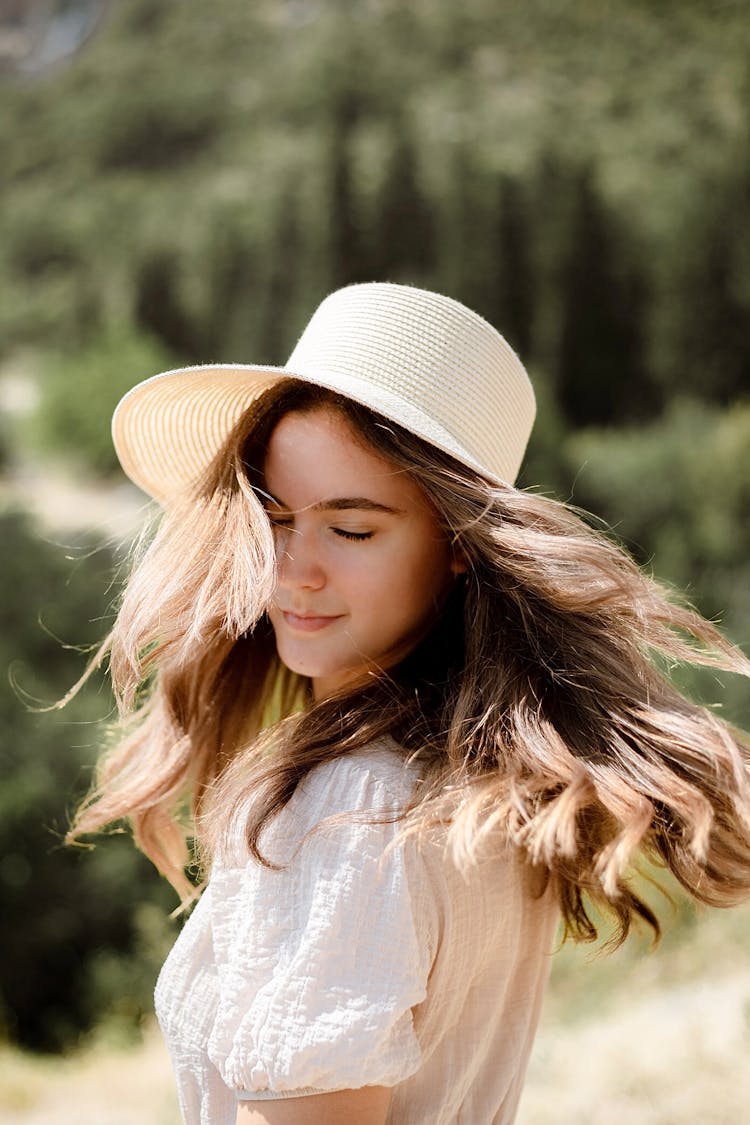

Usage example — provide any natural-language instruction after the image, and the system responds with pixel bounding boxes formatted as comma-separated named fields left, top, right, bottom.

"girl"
left=70, top=282, right=750, bottom=1124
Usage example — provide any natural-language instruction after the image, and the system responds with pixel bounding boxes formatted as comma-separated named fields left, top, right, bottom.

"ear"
left=450, top=547, right=469, bottom=576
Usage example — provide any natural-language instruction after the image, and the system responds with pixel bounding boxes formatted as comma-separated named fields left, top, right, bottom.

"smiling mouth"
left=281, top=611, right=342, bottom=632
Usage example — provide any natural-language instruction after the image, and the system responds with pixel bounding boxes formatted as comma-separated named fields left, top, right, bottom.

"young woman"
left=70, top=282, right=750, bottom=1124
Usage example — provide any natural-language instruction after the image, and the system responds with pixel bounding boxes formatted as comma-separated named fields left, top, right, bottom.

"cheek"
left=371, top=534, right=453, bottom=625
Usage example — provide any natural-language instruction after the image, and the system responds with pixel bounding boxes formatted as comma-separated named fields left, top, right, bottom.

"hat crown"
left=285, top=283, right=536, bottom=485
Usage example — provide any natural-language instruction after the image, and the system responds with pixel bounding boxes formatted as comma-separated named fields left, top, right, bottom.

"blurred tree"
left=556, top=165, right=658, bottom=427
left=370, top=114, right=437, bottom=285
left=199, top=212, right=261, bottom=362
left=255, top=184, right=305, bottom=364
left=517, top=362, right=570, bottom=499
left=668, top=172, right=750, bottom=404
left=567, top=399, right=750, bottom=725
left=93, top=86, right=223, bottom=174
left=438, top=141, right=493, bottom=315
left=485, top=173, right=534, bottom=356
left=527, top=147, right=578, bottom=378
left=29, top=323, right=177, bottom=474
left=135, top=250, right=199, bottom=359
left=0, top=199, right=102, bottom=357
left=327, top=87, right=370, bottom=290
left=0, top=509, right=176, bottom=1050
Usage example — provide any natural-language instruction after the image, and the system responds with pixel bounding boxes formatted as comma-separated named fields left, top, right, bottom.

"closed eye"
left=332, top=529, right=373, bottom=541
left=268, top=516, right=371, bottom=541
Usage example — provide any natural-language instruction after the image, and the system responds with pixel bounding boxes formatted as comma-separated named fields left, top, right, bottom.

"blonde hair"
left=70, top=379, right=750, bottom=943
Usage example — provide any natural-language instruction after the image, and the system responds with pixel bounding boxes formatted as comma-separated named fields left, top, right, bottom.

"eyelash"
left=332, top=529, right=373, bottom=541
left=270, top=520, right=373, bottom=542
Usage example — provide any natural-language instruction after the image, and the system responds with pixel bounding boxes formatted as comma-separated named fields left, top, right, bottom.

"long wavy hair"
left=69, top=379, right=750, bottom=945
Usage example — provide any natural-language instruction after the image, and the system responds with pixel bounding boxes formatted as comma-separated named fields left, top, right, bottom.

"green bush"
left=0, top=509, right=176, bottom=1051
left=567, top=399, right=750, bottom=726
left=28, top=325, right=176, bottom=476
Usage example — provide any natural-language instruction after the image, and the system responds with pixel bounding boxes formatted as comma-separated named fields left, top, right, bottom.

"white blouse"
left=155, top=741, right=558, bottom=1124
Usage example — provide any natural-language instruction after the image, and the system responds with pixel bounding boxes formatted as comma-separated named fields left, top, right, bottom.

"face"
left=263, top=406, right=464, bottom=700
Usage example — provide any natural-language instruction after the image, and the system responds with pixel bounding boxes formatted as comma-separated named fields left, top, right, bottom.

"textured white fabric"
left=155, top=742, right=558, bottom=1124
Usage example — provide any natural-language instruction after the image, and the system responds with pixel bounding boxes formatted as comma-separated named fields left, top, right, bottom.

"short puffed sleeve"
left=205, top=746, right=437, bottom=1099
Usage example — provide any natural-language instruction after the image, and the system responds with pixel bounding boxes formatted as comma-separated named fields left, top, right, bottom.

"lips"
left=281, top=611, right=342, bottom=632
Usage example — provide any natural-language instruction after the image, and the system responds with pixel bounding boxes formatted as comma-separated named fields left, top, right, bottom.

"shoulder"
left=217, top=738, right=421, bottom=869
left=296, top=737, right=420, bottom=818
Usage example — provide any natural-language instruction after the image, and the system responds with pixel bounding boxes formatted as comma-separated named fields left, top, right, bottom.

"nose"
left=276, top=529, right=326, bottom=592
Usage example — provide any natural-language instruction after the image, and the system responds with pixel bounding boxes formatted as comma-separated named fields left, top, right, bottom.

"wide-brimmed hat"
left=112, top=281, right=536, bottom=503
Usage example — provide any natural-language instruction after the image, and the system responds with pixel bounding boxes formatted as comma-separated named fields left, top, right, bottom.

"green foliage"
left=0, top=0, right=748, bottom=393
left=370, top=114, right=437, bottom=287
left=28, top=325, right=176, bottom=475
left=663, top=166, right=750, bottom=403
left=556, top=166, right=657, bottom=425
left=487, top=175, right=534, bottom=357
left=567, top=400, right=750, bottom=726
left=568, top=400, right=750, bottom=610
left=0, top=510, right=176, bottom=1051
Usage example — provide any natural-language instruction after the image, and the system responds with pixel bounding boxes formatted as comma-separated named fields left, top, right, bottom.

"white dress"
left=155, top=740, right=558, bottom=1124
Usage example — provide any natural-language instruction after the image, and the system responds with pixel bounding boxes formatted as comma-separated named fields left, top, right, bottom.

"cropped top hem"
left=237, top=1085, right=331, bottom=1100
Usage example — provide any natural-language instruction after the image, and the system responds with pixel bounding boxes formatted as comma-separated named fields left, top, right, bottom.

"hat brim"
left=112, top=362, right=502, bottom=504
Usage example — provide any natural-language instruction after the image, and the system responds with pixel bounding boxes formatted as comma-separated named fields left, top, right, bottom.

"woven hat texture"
left=112, top=282, right=536, bottom=502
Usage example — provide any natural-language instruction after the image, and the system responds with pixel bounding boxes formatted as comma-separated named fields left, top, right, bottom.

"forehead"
left=262, top=406, right=429, bottom=511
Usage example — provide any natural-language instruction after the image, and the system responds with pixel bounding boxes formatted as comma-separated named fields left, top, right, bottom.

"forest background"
left=1, top=0, right=750, bottom=1121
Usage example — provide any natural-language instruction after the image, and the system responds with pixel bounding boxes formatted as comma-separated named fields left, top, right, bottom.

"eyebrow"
left=263, top=493, right=404, bottom=516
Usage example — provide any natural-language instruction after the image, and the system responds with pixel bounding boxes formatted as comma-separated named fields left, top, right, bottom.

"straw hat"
left=112, top=282, right=536, bottom=503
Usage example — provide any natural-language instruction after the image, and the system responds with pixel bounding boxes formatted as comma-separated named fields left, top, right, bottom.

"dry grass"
left=0, top=1023, right=179, bottom=1125
left=3, top=899, right=750, bottom=1124
left=517, top=970, right=750, bottom=1124
left=517, top=894, right=750, bottom=1123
